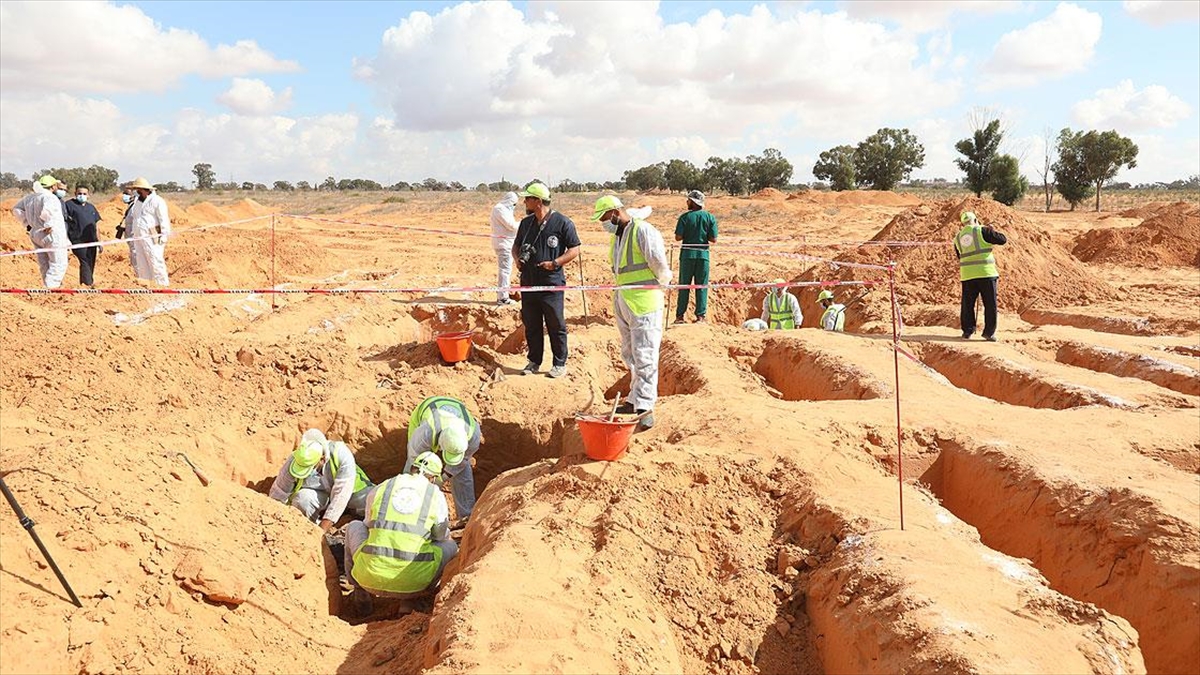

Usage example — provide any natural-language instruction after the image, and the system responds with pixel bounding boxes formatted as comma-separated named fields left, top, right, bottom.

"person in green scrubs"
left=673, top=190, right=718, bottom=324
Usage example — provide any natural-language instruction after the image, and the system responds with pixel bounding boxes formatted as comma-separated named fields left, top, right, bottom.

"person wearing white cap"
left=405, top=396, right=482, bottom=524
left=761, top=280, right=802, bottom=329
left=490, top=191, right=520, bottom=305
left=674, top=189, right=718, bottom=324
left=591, top=195, right=672, bottom=430
left=268, top=429, right=375, bottom=532
left=124, top=177, right=171, bottom=285
left=11, top=175, right=70, bottom=288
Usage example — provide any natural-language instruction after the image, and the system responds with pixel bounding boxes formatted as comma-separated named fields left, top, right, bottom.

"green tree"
left=701, top=156, right=749, bottom=195
left=192, top=163, right=216, bottom=190
left=1078, top=129, right=1138, bottom=211
left=746, top=148, right=793, bottom=192
left=153, top=181, right=184, bottom=192
left=854, top=128, right=925, bottom=191
left=987, top=154, right=1028, bottom=206
left=623, top=163, right=667, bottom=191
left=34, top=165, right=119, bottom=192
left=954, top=119, right=1003, bottom=197
left=0, top=172, right=19, bottom=189
left=663, top=159, right=700, bottom=193
left=273, top=180, right=295, bottom=191
left=1052, top=128, right=1094, bottom=211
left=319, top=176, right=337, bottom=191
left=812, top=145, right=857, bottom=192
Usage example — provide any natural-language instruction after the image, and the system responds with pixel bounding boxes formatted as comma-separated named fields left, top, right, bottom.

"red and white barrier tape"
left=0, top=278, right=883, bottom=296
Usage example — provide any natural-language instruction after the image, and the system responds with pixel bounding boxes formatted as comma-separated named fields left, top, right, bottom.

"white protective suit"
left=121, top=200, right=140, bottom=274
left=126, top=192, right=171, bottom=285
left=490, top=192, right=520, bottom=302
left=612, top=218, right=672, bottom=412
left=268, top=431, right=372, bottom=523
left=12, top=185, right=69, bottom=288
left=761, top=290, right=803, bottom=328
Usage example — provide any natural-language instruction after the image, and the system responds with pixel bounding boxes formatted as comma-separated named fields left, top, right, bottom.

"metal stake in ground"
left=578, top=253, right=589, bottom=322
left=887, top=262, right=904, bottom=531
left=0, top=475, right=83, bottom=607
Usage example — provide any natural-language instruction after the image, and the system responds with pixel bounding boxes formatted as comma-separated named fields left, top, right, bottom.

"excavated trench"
left=1056, top=341, right=1200, bottom=397
left=920, top=437, right=1200, bottom=675
left=752, top=336, right=891, bottom=401
left=915, top=342, right=1133, bottom=410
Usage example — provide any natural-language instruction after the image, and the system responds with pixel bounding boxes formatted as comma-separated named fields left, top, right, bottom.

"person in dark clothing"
left=674, top=189, right=718, bottom=324
left=954, top=210, right=1007, bottom=341
left=61, top=185, right=103, bottom=287
left=511, top=182, right=581, bottom=378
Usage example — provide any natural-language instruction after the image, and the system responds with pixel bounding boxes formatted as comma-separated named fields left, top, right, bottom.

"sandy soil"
left=1, top=190, right=1197, bottom=675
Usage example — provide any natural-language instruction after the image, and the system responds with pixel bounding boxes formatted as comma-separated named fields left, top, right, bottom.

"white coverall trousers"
left=29, top=225, right=70, bottom=289
left=128, top=225, right=169, bottom=286
left=290, top=485, right=371, bottom=522
left=494, top=238, right=515, bottom=302
left=614, top=295, right=663, bottom=411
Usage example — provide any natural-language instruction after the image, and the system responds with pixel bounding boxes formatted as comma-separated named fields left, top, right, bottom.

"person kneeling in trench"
left=268, top=429, right=374, bottom=533
left=344, top=452, right=458, bottom=612
left=405, top=396, right=481, bottom=527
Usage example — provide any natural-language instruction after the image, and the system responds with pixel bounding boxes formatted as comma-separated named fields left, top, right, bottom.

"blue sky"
left=1, top=1, right=1197, bottom=187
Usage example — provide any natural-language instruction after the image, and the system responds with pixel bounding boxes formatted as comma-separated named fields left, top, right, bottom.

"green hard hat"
left=521, top=182, right=551, bottom=201
left=590, top=195, right=624, bottom=221
left=289, top=439, right=324, bottom=479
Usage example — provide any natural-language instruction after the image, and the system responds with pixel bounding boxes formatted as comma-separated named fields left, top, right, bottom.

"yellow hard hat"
left=817, top=290, right=834, bottom=302
left=289, top=439, right=324, bottom=479
left=412, top=451, right=444, bottom=478
left=590, top=195, right=624, bottom=221
left=37, top=175, right=59, bottom=188
left=960, top=211, right=977, bottom=224
left=521, top=182, right=550, bottom=201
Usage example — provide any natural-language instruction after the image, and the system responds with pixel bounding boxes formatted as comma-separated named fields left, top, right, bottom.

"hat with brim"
left=289, top=439, right=325, bottom=479
left=128, top=177, right=154, bottom=191
left=38, top=175, right=59, bottom=188
left=686, top=190, right=705, bottom=206
left=520, top=182, right=550, bottom=201
left=590, top=195, right=624, bottom=221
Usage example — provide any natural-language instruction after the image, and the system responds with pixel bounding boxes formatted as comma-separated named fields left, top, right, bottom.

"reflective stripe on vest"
left=608, top=219, right=663, bottom=315
left=410, top=396, right=478, bottom=450
left=955, top=224, right=997, bottom=281
left=352, top=476, right=441, bottom=593
left=821, top=304, right=846, bottom=332
left=768, top=293, right=794, bottom=330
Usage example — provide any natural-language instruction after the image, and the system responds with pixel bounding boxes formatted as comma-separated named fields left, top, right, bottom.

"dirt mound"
left=786, top=190, right=921, bottom=208
left=1117, top=201, right=1179, bottom=219
left=750, top=187, right=787, bottom=201
left=184, top=202, right=230, bottom=224
left=226, top=198, right=275, bottom=220
left=796, top=197, right=1121, bottom=327
left=1072, top=202, right=1200, bottom=267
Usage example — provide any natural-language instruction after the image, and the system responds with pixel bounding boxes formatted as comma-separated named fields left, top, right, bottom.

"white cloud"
left=1123, top=1, right=1200, bottom=26
left=841, top=0, right=1022, bottom=33
left=355, top=1, right=960, bottom=141
left=980, top=3, right=1102, bottom=90
left=1121, top=135, right=1200, bottom=183
left=0, top=0, right=299, bottom=94
left=216, top=78, right=294, bottom=116
left=1072, top=80, right=1192, bottom=131
left=0, top=92, right=357, bottom=185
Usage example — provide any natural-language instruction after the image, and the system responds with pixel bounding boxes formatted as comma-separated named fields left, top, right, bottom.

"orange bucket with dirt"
left=435, top=331, right=473, bottom=363
left=576, top=415, right=638, bottom=461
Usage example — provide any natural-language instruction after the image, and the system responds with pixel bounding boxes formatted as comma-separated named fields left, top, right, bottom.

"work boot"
left=961, top=332, right=973, bottom=340
left=497, top=298, right=516, bottom=306
left=696, top=316, right=707, bottom=324
left=983, top=335, right=998, bottom=342
left=614, top=402, right=637, bottom=415
left=637, top=410, right=655, bottom=430
left=673, top=317, right=686, bottom=325
left=547, top=365, right=567, bottom=379
left=522, top=361, right=539, bottom=375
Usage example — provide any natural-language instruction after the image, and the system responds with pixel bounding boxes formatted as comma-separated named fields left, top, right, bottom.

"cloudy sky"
left=1, top=0, right=1197, bottom=188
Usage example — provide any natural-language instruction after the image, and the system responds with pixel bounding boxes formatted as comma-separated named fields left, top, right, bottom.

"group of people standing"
left=10, top=175, right=171, bottom=288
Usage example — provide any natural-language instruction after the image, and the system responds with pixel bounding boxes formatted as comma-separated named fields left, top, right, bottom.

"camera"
left=518, top=243, right=536, bottom=265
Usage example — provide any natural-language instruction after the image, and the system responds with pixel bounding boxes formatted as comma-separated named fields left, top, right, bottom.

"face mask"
left=55, top=189, right=67, bottom=199
left=601, top=220, right=617, bottom=234
left=122, top=194, right=132, bottom=204
left=75, top=195, right=88, bottom=203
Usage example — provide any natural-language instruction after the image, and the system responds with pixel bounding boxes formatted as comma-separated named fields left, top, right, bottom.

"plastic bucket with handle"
left=435, top=331, right=473, bottom=363
left=575, top=415, right=639, bottom=461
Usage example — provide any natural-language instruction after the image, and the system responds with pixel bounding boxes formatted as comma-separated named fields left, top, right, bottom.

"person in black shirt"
left=511, top=182, right=581, bottom=378
left=61, top=185, right=103, bottom=287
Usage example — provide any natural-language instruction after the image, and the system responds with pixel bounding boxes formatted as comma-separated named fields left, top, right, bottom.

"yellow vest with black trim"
left=954, top=224, right=998, bottom=281
left=608, top=219, right=663, bottom=316
left=820, top=304, right=846, bottom=332
left=767, top=292, right=795, bottom=330
left=407, top=396, right=479, bottom=452
left=351, top=474, right=442, bottom=594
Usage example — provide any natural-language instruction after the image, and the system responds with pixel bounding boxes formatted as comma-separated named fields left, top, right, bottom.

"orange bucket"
left=576, top=415, right=639, bottom=461
left=435, top=331, right=473, bottom=363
